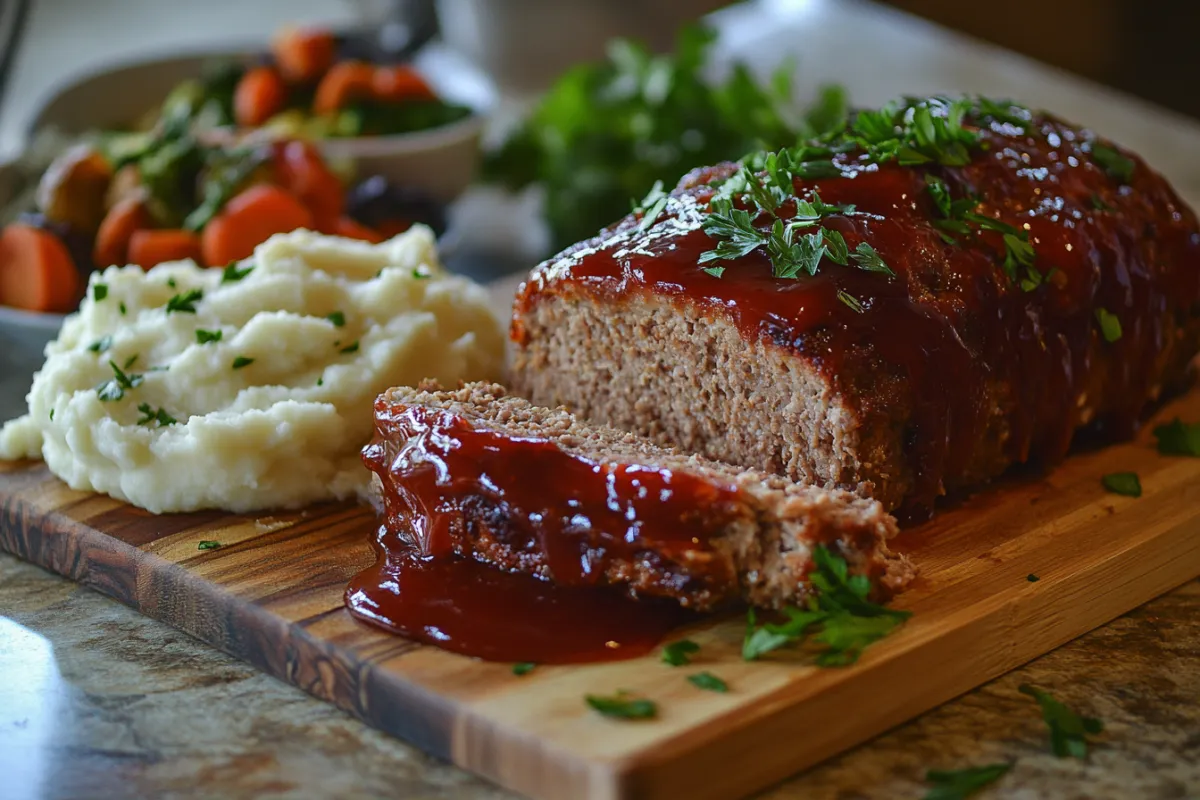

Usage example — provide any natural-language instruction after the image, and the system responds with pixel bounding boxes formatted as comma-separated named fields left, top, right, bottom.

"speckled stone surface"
left=1, top=554, right=1197, bottom=800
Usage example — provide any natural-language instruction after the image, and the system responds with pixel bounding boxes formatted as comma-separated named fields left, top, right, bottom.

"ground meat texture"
left=511, top=107, right=1200, bottom=517
left=365, top=382, right=914, bottom=611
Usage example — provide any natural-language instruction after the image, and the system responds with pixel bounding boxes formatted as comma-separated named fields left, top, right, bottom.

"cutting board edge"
left=567, top=509, right=1200, bottom=800
left=0, top=486, right=464, bottom=763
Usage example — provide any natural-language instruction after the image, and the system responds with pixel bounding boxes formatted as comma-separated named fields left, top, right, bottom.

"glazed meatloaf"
left=364, top=382, right=914, bottom=611
left=511, top=96, right=1200, bottom=516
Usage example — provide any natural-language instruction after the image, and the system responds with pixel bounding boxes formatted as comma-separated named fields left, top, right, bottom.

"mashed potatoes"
left=0, top=227, right=504, bottom=513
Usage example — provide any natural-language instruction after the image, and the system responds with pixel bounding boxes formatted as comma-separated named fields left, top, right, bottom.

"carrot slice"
left=272, top=27, right=335, bottom=84
left=331, top=216, right=384, bottom=243
left=371, top=65, right=436, bottom=104
left=200, top=185, right=314, bottom=266
left=128, top=229, right=203, bottom=269
left=313, top=61, right=375, bottom=116
left=234, top=66, right=288, bottom=127
left=94, top=195, right=154, bottom=268
left=272, top=140, right=344, bottom=223
left=0, top=224, right=82, bottom=313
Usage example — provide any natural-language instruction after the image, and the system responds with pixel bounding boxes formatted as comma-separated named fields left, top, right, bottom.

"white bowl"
left=27, top=42, right=497, bottom=202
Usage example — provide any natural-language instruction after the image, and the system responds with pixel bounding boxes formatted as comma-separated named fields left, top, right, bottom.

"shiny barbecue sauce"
left=347, top=403, right=743, bottom=662
left=515, top=109, right=1200, bottom=517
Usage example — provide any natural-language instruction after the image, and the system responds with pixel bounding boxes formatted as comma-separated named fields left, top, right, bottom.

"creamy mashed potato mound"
left=0, top=227, right=504, bottom=513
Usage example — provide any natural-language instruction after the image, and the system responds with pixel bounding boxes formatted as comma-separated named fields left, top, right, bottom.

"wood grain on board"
left=2, top=390, right=1199, bottom=800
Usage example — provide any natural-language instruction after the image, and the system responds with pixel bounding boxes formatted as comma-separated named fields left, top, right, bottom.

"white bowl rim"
left=0, top=300, right=67, bottom=331
left=25, top=42, right=496, bottom=148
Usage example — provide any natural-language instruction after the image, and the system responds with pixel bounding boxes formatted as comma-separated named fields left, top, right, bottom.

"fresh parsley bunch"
left=484, top=24, right=847, bottom=250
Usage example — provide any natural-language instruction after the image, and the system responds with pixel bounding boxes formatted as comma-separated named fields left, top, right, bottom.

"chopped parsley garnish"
left=661, top=639, right=700, bottom=666
left=165, top=288, right=203, bottom=314
left=1019, top=684, right=1103, bottom=759
left=742, top=545, right=910, bottom=665
left=93, top=283, right=109, bottom=301
left=1101, top=472, right=1141, bottom=497
left=1089, top=143, right=1134, bottom=183
left=197, top=540, right=221, bottom=551
left=634, top=180, right=669, bottom=233
left=512, top=662, right=536, bottom=676
left=1152, top=418, right=1200, bottom=456
left=87, top=336, right=113, bottom=353
left=1027, top=574, right=1040, bottom=583
left=687, top=672, right=728, bottom=693
left=221, top=262, right=254, bottom=283
left=926, top=175, right=1043, bottom=290
left=923, top=763, right=1012, bottom=800
left=96, top=359, right=145, bottom=402
left=1095, top=308, right=1122, bottom=342
left=837, top=290, right=865, bottom=314
left=136, top=403, right=178, bottom=427
left=195, top=329, right=223, bottom=344
left=340, top=341, right=360, bottom=354
left=326, top=311, right=346, bottom=327
left=231, top=356, right=254, bottom=370
left=585, top=692, right=657, bottom=720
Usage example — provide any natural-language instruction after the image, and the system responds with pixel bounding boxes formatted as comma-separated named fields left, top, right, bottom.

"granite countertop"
left=1, top=552, right=1196, bottom=800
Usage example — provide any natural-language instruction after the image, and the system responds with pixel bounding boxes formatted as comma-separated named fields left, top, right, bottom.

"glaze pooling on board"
left=350, top=404, right=706, bottom=662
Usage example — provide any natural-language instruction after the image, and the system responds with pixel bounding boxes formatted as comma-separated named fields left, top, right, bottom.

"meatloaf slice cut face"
left=364, top=381, right=913, bottom=611
left=511, top=97, right=1200, bottom=516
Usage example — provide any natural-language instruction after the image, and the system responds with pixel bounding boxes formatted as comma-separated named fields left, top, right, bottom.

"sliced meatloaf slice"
left=364, top=381, right=914, bottom=611
left=510, top=99, right=1200, bottom=517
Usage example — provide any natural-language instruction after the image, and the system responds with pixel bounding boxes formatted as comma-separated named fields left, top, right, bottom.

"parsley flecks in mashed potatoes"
left=0, top=227, right=504, bottom=513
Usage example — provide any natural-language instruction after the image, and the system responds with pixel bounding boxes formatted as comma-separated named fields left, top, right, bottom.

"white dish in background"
left=27, top=43, right=498, bottom=203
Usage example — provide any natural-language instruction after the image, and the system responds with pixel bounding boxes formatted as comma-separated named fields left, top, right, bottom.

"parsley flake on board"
left=661, top=639, right=700, bottom=666
left=96, top=360, right=145, bottom=402
left=1019, top=684, right=1103, bottom=759
left=512, top=662, right=536, bottom=676
left=165, top=288, right=203, bottom=314
left=1152, top=418, right=1200, bottom=456
left=231, top=356, right=254, bottom=370
left=585, top=692, right=657, bottom=720
left=687, top=672, right=728, bottom=693
left=197, top=540, right=221, bottom=551
left=1101, top=472, right=1141, bottom=497
left=1095, top=308, right=1123, bottom=342
left=923, top=763, right=1012, bottom=800
left=195, top=329, right=223, bottom=344
left=136, top=403, right=178, bottom=427
left=742, top=545, right=910, bottom=665
left=221, top=261, right=254, bottom=283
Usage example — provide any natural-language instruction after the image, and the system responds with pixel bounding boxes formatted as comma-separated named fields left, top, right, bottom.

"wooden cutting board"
left=2, top=390, right=1199, bottom=800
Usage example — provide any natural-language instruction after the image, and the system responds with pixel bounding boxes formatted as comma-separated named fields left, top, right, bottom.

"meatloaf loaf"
left=364, top=381, right=914, bottom=611
left=511, top=96, right=1200, bottom=516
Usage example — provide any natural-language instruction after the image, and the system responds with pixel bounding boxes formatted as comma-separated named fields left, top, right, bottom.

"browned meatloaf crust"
left=364, top=382, right=914, bottom=611
left=511, top=99, right=1200, bottom=517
